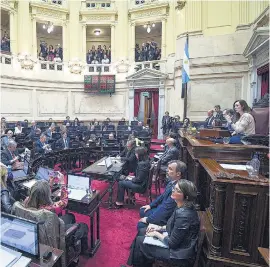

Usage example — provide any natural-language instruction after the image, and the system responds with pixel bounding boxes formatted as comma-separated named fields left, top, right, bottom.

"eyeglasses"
left=172, top=185, right=182, bottom=194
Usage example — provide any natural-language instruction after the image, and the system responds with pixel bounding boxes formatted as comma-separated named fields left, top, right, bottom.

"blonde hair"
left=0, top=163, right=8, bottom=188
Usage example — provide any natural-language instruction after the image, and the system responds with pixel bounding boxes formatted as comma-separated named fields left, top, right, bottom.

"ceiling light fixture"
left=42, top=22, right=54, bottom=34
left=94, top=29, right=101, bottom=36
left=143, top=22, right=155, bottom=34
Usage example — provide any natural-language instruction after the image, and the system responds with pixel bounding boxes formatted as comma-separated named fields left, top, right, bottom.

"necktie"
left=65, top=139, right=67, bottom=148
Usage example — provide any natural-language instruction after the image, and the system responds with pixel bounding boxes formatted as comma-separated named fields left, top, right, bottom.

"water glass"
left=223, top=137, right=230, bottom=144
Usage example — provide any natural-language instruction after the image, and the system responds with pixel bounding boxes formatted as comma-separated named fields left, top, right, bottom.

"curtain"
left=134, top=91, right=141, bottom=119
left=152, top=91, right=159, bottom=138
left=261, top=72, right=269, bottom=97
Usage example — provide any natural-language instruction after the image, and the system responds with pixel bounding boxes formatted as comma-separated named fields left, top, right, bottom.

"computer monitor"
left=23, top=159, right=29, bottom=175
left=67, top=174, right=90, bottom=191
left=35, top=167, right=54, bottom=181
left=1, top=213, right=39, bottom=257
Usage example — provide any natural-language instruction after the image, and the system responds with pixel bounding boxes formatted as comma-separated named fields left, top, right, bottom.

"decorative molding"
left=115, top=60, right=130, bottom=73
left=68, top=58, right=84, bottom=74
left=17, top=54, right=36, bottom=70
left=127, top=68, right=167, bottom=81
left=80, top=10, right=117, bottom=22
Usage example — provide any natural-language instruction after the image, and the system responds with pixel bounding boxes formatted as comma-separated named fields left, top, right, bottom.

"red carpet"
left=75, top=180, right=141, bottom=267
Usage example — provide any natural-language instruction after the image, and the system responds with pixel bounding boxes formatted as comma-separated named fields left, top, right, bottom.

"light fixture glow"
left=152, top=23, right=155, bottom=27
left=143, top=24, right=147, bottom=28
left=94, top=29, right=101, bottom=36
left=43, top=25, right=46, bottom=29
left=147, top=26, right=151, bottom=33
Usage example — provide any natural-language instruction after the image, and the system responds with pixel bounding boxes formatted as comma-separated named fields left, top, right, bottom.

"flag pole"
left=183, top=33, right=189, bottom=119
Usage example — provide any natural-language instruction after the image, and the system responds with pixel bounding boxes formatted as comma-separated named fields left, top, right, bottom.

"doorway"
left=134, top=89, right=159, bottom=138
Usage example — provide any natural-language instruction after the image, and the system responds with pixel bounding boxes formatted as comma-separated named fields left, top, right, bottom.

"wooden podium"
left=199, top=128, right=231, bottom=138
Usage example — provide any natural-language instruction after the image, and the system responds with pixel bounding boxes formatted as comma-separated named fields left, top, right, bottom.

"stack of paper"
left=143, top=232, right=169, bottom=248
left=22, top=179, right=37, bottom=189
left=0, top=246, right=22, bottom=267
left=220, top=164, right=247, bottom=171
left=68, top=189, right=86, bottom=200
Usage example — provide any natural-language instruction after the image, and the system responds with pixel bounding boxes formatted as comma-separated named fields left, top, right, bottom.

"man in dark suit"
left=30, top=121, right=37, bottom=135
left=160, top=138, right=179, bottom=171
left=1, top=140, right=20, bottom=168
left=138, top=160, right=187, bottom=229
left=56, top=132, right=70, bottom=150
left=63, top=116, right=71, bottom=126
left=119, top=139, right=137, bottom=175
left=161, top=111, right=171, bottom=136
left=205, top=110, right=215, bottom=128
left=35, top=134, right=48, bottom=154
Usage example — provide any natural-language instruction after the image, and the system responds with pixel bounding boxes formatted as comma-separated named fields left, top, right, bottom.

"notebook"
left=143, top=232, right=169, bottom=248
left=67, top=174, right=90, bottom=201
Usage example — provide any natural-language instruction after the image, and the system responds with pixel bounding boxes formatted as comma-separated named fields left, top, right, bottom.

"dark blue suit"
left=138, top=181, right=176, bottom=229
left=35, top=139, right=46, bottom=154
left=56, top=137, right=70, bottom=149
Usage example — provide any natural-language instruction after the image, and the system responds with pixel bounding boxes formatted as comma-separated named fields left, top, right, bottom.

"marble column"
left=82, top=24, right=86, bottom=62
left=128, top=83, right=135, bottom=123
left=9, top=10, right=16, bottom=54
left=17, top=0, right=31, bottom=54
left=161, top=18, right=167, bottom=59
left=158, top=83, right=165, bottom=139
left=248, top=56, right=257, bottom=106
left=62, top=22, right=68, bottom=61
left=110, top=23, right=115, bottom=63
left=130, top=22, right=135, bottom=62
left=32, top=16, right=37, bottom=57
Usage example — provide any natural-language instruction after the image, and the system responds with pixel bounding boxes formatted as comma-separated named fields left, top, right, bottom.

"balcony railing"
left=134, top=59, right=166, bottom=72
left=34, top=0, right=66, bottom=7
left=40, top=60, right=64, bottom=71
left=86, top=64, right=111, bottom=73
left=81, top=0, right=114, bottom=9
left=132, top=0, right=160, bottom=7
left=0, top=53, right=12, bottom=65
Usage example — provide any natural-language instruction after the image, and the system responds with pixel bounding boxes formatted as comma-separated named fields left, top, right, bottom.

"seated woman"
left=126, top=179, right=200, bottom=267
left=14, top=122, right=23, bottom=135
left=23, top=179, right=89, bottom=252
left=115, top=147, right=150, bottom=208
left=73, top=117, right=80, bottom=127
left=225, top=100, right=255, bottom=144
left=1, top=163, right=15, bottom=213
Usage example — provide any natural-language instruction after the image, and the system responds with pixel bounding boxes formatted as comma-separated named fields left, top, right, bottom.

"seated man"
left=119, top=139, right=137, bottom=176
left=205, top=109, right=215, bottom=128
left=1, top=140, right=22, bottom=170
left=44, top=123, right=55, bottom=140
left=25, top=128, right=41, bottom=142
left=138, top=160, right=186, bottom=229
left=1, top=130, right=14, bottom=149
left=35, top=134, right=50, bottom=154
left=159, top=138, right=179, bottom=171
left=214, top=104, right=225, bottom=124
left=56, top=132, right=70, bottom=149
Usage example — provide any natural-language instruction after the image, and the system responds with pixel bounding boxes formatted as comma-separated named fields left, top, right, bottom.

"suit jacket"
left=132, top=160, right=150, bottom=189
left=147, top=181, right=177, bottom=225
left=30, top=125, right=37, bottom=134
left=35, top=139, right=46, bottom=154
left=164, top=206, right=200, bottom=260
left=120, top=146, right=137, bottom=174
left=162, top=116, right=172, bottom=129
left=205, top=116, right=215, bottom=127
left=56, top=137, right=70, bottom=150
left=1, top=148, right=19, bottom=166
left=160, top=146, right=179, bottom=166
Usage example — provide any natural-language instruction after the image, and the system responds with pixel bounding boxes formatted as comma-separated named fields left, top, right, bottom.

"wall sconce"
left=175, top=0, right=186, bottom=13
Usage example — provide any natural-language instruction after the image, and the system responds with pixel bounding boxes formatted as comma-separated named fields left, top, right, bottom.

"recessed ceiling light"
left=94, top=29, right=101, bottom=35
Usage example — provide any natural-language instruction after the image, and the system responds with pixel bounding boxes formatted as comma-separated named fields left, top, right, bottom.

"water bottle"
left=7, top=165, right=13, bottom=180
left=251, top=153, right=260, bottom=177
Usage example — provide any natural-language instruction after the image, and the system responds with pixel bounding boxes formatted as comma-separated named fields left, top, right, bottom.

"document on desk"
left=220, top=164, right=247, bottom=171
left=0, top=245, right=22, bottom=267
left=97, top=160, right=105, bottom=166
left=12, top=256, right=31, bottom=267
left=68, top=189, right=86, bottom=201
left=143, top=232, right=169, bottom=248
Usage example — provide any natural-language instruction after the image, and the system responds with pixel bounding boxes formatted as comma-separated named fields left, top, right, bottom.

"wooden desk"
left=83, top=157, right=126, bottom=208
left=179, top=131, right=269, bottom=209
left=66, top=191, right=101, bottom=257
left=258, top=247, right=269, bottom=266
left=199, top=159, right=269, bottom=267
left=30, top=244, right=63, bottom=267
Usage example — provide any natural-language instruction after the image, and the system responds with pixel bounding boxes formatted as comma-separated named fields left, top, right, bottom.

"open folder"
left=143, top=232, right=169, bottom=248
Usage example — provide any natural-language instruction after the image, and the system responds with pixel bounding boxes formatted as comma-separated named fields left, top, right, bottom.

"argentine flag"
left=182, top=38, right=190, bottom=84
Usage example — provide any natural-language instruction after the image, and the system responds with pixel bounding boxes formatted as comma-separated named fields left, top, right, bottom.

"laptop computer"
left=67, top=174, right=90, bottom=201
left=105, top=157, right=122, bottom=173
left=11, top=159, right=29, bottom=181
left=1, top=213, right=40, bottom=258
left=35, top=167, right=55, bottom=181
